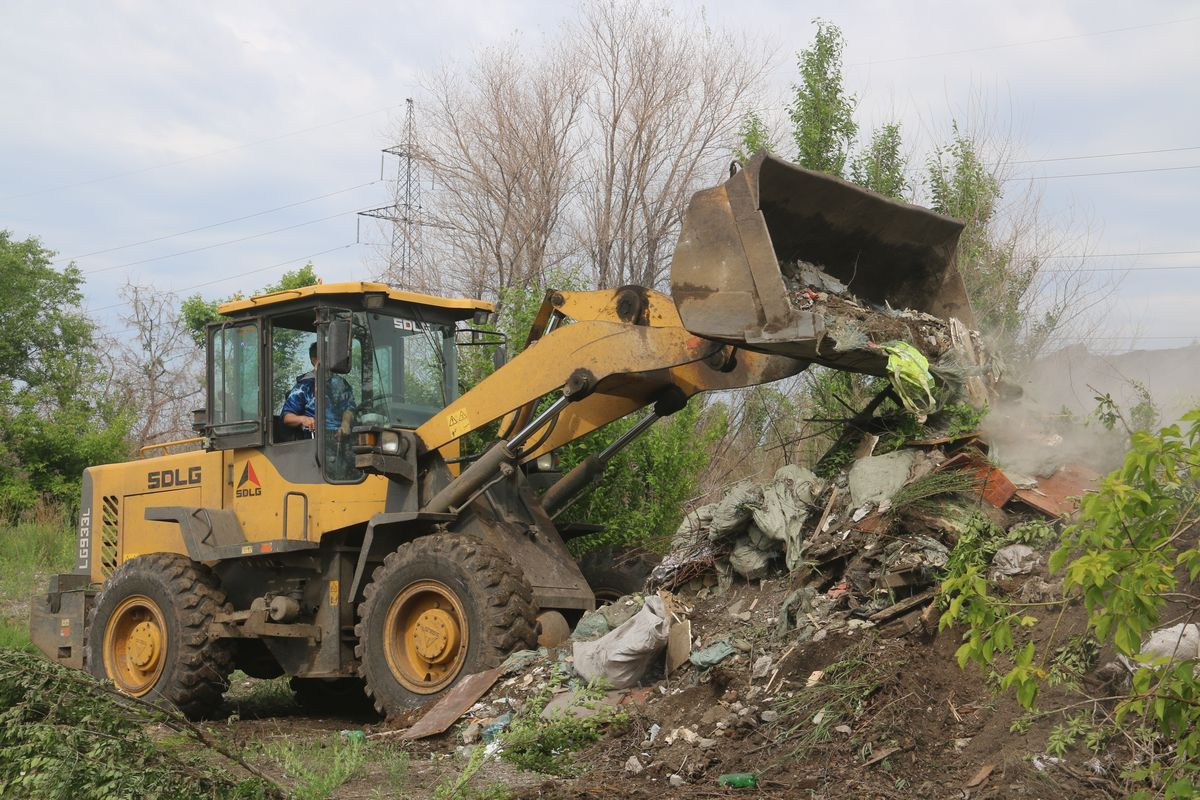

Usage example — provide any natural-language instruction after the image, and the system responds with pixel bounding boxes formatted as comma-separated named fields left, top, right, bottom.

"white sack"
left=1141, top=623, right=1200, bottom=662
left=572, top=596, right=670, bottom=689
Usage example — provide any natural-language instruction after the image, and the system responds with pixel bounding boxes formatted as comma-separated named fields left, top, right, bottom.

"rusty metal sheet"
left=399, top=666, right=503, bottom=740
left=1013, top=464, right=1102, bottom=518
left=938, top=453, right=1017, bottom=508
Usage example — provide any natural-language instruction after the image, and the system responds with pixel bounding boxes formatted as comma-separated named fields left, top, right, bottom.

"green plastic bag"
left=878, top=341, right=936, bottom=415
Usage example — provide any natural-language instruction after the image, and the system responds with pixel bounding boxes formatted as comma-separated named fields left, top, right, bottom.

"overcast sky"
left=1, top=1, right=1197, bottom=351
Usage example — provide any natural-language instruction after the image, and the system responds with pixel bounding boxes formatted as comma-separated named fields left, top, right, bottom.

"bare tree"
left=398, top=1, right=770, bottom=301
left=416, top=41, right=588, bottom=300
left=112, top=282, right=203, bottom=450
left=574, top=0, right=770, bottom=289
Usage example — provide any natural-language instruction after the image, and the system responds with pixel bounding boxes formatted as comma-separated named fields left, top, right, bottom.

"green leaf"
left=1016, top=679, right=1038, bottom=709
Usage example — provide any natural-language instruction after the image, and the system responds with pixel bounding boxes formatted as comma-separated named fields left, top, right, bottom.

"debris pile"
left=779, top=259, right=993, bottom=411
left=650, top=410, right=1103, bottom=645
left=359, top=273, right=1131, bottom=793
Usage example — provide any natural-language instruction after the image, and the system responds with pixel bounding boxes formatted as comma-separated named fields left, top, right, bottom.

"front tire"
left=355, top=533, right=537, bottom=717
left=85, top=553, right=233, bottom=720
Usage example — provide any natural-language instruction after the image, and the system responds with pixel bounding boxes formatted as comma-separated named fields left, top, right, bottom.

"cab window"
left=208, top=322, right=262, bottom=448
left=210, top=323, right=260, bottom=429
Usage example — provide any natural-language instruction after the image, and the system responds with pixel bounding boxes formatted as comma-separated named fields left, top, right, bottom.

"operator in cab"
left=281, top=342, right=358, bottom=478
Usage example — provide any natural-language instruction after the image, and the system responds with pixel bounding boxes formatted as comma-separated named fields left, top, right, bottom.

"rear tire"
left=355, top=533, right=537, bottom=717
left=578, top=546, right=659, bottom=604
left=85, top=553, right=233, bottom=720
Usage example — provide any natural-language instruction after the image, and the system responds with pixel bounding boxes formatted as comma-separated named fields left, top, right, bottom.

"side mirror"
left=328, top=319, right=353, bottom=374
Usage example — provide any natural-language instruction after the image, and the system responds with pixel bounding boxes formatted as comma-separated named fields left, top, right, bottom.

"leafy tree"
left=733, top=111, right=771, bottom=165
left=180, top=262, right=319, bottom=347
left=850, top=123, right=907, bottom=200
left=0, top=232, right=131, bottom=515
left=0, top=232, right=96, bottom=406
left=788, top=19, right=857, bottom=176
left=941, top=409, right=1200, bottom=796
left=925, top=125, right=1044, bottom=360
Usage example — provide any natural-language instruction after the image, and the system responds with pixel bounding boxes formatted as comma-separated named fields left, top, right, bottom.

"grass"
left=0, top=619, right=34, bottom=651
left=260, top=734, right=368, bottom=800
left=431, top=746, right=511, bottom=800
left=773, top=641, right=892, bottom=759
left=0, top=505, right=74, bottom=652
left=500, top=677, right=628, bottom=776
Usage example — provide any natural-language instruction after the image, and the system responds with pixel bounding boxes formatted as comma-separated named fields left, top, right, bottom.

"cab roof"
left=217, top=281, right=494, bottom=320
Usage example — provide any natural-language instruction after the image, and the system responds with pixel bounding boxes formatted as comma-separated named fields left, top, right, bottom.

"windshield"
left=349, top=311, right=456, bottom=430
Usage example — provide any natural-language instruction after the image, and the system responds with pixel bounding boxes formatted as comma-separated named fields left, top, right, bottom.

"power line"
left=1, top=103, right=404, bottom=203
left=850, top=14, right=1200, bottom=67
left=86, top=244, right=355, bottom=314
left=1041, top=249, right=1200, bottom=260
left=1041, top=263, right=1200, bottom=273
left=1057, top=335, right=1200, bottom=341
left=1006, top=144, right=1200, bottom=165
left=81, top=208, right=361, bottom=275
left=1004, top=163, right=1200, bottom=182
left=57, top=180, right=379, bottom=262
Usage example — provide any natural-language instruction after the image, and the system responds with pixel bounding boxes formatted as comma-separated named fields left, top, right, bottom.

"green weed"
left=432, top=746, right=511, bottom=800
left=261, top=734, right=366, bottom=800
left=500, top=679, right=628, bottom=776
left=774, top=642, right=889, bottom=758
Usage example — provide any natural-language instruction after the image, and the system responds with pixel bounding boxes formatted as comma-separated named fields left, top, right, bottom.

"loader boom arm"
left=413, top=287, right=808, bottom=456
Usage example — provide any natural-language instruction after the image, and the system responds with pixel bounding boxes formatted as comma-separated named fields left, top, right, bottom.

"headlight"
left=380, top=431, right=401, bottom=454
left=535, top=452, right=557, bottom=472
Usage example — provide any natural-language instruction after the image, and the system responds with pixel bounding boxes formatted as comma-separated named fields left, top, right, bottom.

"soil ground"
left=201, top=560, right=1134, bottom=800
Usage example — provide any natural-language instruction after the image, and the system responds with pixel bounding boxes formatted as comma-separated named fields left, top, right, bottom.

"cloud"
left=0, top=0, right=1195, bottom=349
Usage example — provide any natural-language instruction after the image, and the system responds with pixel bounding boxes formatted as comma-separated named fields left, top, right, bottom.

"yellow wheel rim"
left=102, top=595, right=167, bottom=696
left=383, top=580, right=469, bottom=694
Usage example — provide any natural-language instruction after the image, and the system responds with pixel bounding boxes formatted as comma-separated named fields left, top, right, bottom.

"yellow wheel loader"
left=30, top=153, right=977, bottom=719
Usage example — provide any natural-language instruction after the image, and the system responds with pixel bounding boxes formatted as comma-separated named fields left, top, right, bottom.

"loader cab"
left=204, top=282, right=493, bottom=484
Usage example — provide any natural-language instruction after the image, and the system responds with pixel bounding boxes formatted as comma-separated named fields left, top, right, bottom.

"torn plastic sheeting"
left=879, top=340, right=936, bottom=415
left=573, top=595, right=670, bottom=689
left=729, top=538, right=774, bottom=580
left=752, top=464, right=820, bottom=571
left=708, top=481, right=762, bottom=537
left=482, top=711, right=512, bottom=743
left=500, top=649, right=541, bottom=675
left=690, top=638, right=736, bottom=669
left=989, top=544, right=1039, bottom=577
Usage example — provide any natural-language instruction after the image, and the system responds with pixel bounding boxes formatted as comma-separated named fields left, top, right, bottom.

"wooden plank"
left=965, top=763, right=995, bottom=788
left=862, top=746, right=901, bottom=767
left=868, top=589, right=935, bottom=623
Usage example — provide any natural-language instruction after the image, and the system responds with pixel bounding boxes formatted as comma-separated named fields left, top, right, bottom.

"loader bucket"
left=671, top=152, right=974, bottom=374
